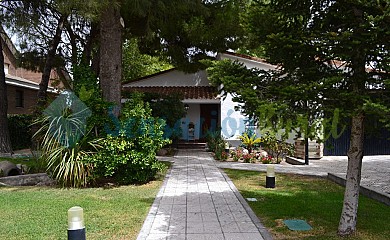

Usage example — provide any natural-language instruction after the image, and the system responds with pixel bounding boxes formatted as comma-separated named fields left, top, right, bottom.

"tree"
left=1, top=0, right=101, bottom=107
left=0, top=27, right=13, bottom=153
left=208, top=0, right=390, bottom=236
left=99, top=2, right=122, bottom=116
left=122, top=38, right=172, bottom=83
left=98, top=0, right=244, bottom=114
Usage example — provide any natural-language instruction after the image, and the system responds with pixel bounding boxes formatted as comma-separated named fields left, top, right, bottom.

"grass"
left=0, top=176, right=165, bottom=239
left=224, top=169, right=390, bottom=240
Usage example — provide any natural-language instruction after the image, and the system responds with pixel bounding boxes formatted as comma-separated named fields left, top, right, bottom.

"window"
left=15, top=90, right=24, bottom=108
left=4, top=64, right=9, bottom=74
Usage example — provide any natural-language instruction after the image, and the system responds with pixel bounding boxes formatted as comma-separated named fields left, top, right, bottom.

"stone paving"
left=137, top=149, right=271, bottom=240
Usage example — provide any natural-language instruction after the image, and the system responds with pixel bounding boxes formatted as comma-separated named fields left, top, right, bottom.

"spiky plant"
left=34, top=108, right=98, bottom=188
left=239, top=132, right=262, bottom=153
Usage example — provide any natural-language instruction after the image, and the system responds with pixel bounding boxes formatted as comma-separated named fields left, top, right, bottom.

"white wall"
left=218, top=53, right=277, bottom=142
left=123, top=70, right=210, bottom=87
left=220, top=94, right=246, bottom=141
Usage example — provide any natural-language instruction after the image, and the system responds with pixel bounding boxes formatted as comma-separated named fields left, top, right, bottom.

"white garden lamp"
left=68, top=206, right=86, bottom=240
left=266, top=165, right=275, bottom=188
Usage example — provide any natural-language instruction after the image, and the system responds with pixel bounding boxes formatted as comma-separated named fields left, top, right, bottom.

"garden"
left=0, top=65, right=184, bottom=239
left=1, top=66, right=183, bottom=188
left=206, top=130, right=294, bottom=164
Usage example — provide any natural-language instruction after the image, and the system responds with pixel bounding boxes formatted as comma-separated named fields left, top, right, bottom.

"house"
left=1, top=26, right=59, bottom=115
left=122, top=52, right=277, bottom=144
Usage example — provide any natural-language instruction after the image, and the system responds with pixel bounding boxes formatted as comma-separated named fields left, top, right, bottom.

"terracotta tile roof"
left=123, top=86, right=218, bottom=100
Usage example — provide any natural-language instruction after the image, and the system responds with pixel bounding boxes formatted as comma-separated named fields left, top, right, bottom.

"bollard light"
left=68, top=206, right=86, bottom=240
left=266, top=165, right=275, bottom=188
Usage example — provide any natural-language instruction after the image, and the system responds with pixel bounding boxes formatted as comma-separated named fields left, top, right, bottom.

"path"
left=137, top=149, right=271, bottom=240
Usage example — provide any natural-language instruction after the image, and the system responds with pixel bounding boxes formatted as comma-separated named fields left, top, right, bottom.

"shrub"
left=261, top=132, right=295, bottom=162
left=87, top=94, right=170, bottom=184
left=86, top=135, right=167, bottom=184
left=260, top=156, right=273, bottom=164
left=215, top=149, right=228, bottom=161
left=34, top=110, right=97, bottom=188
left=239, top=132, right=262, bottom=153
left=231, top=148, right=244, bottom=161
left=206, top=129, right=225, bottom=152
left=242, top=153, right=256, bottom=163
left=7, top=114, right=33, bottom=150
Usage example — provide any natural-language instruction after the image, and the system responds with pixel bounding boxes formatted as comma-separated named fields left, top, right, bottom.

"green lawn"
left=0, top=181, right=163, bottom=239
left=224, top=169, right=390, bottom=240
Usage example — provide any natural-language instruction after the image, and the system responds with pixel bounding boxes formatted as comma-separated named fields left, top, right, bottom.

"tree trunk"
left=99, top=4, right=122, bottom=116
left=36, top=14, right=68, bottom=109
left=338, top=113, right=364, bottom=236
left=0, top=33, right=13, bottom=153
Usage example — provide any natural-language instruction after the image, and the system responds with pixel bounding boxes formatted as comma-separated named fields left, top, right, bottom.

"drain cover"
left=283, top=219, right=312, bottom=231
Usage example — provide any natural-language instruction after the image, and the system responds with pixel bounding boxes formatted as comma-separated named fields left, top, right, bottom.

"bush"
left=7, top=114, right=33, bottom=150
left=261, top=132, right=294, bottom=162
left=87, top=94, right=170, bottom=184
left=87, top=136, right=166, bottom=184
left=206, top=129, right=225, bottom=152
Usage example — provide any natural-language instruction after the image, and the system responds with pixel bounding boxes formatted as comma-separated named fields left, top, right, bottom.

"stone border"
left=221, top=170, right=274, bottom=240
left=0, top=173, right=54, bottom=186
left=285, top=156, right=305, bottom=165
left=327, top=173, right=390, bottom=206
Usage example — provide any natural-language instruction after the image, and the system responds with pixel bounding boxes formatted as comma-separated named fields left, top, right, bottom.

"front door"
left=200, top=104, right=219, bottom=142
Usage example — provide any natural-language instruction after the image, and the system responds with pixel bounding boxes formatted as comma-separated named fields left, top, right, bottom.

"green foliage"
left=7, top=114, right=33, bottom=150
left=121, top=0, right=245, bottom=72
left=208, top=0, right=390, bottom=140
left=205, top=129, right=229, bottom=161
left=72, top=64, right=112, bottom=137
left=140, top=92, right=185, bottom=140
left=86, top=135, right=166, bottom=184
left=260, top=132, right=294, bottom=162
left=205, top=129, right=224, bottom=152
left=87, top=93, right=170, bottom=184
left=239, top=132, right=262, bottom=153
left=34, top=112, right=97, bottom=188
left=122, top=38, right=173, bottom=82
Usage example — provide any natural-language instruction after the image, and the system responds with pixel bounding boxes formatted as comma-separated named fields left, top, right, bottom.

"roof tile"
left=123, top=86, right=218, bottom=100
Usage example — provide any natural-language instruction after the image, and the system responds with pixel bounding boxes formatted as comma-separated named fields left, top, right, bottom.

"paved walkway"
left=137, top=149, right=271, bottom=240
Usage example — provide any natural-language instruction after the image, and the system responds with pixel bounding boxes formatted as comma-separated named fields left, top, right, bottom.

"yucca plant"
left=239, top=132, right=262, bottom=153
left=34, top=106, right=98, bottom=188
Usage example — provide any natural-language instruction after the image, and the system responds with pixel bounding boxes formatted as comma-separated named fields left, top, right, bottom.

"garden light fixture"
left=266, top=165, right=275, bottom=188
left=68, top=206, right=86, bottom=240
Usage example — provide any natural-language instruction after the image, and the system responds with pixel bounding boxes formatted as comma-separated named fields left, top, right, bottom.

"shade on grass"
left=225, top=169, right=390, bottom=240
left=0, top=181, right=162, bottom=240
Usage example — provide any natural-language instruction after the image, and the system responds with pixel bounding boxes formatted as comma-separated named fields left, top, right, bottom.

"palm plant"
left=34, top=107, right=98, bottom=188
left=239, top=132, right=262, bottom=153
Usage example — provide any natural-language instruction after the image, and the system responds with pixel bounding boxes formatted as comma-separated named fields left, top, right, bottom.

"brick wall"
left=7, top=85, right=38, bottom=114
